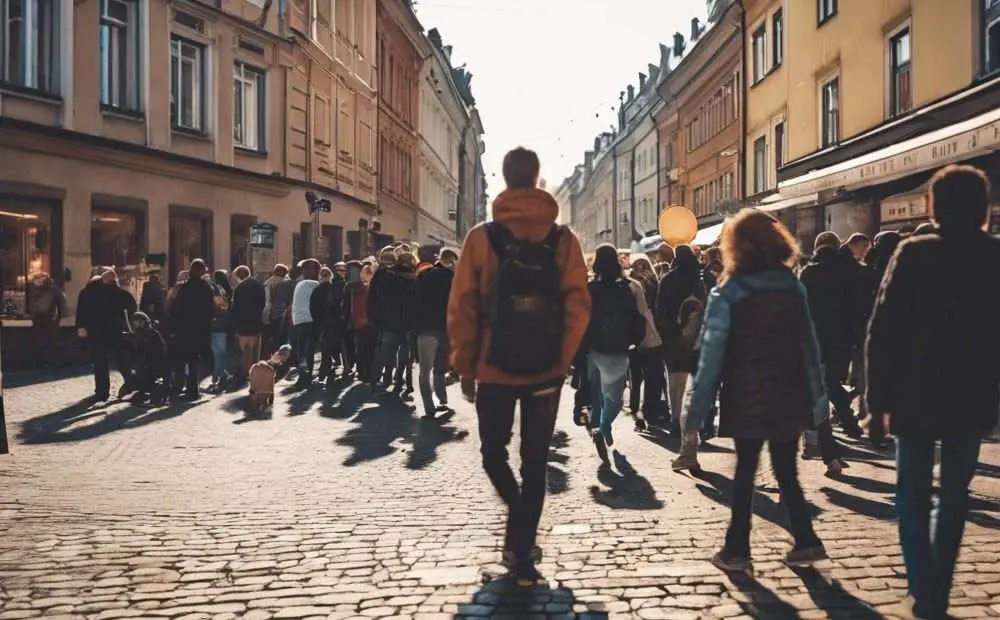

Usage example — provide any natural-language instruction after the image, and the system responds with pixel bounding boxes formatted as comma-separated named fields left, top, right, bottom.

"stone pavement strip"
left=2, top=370, right=1000, bottom=619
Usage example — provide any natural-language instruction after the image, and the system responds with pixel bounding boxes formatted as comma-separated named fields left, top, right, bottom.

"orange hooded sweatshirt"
left=447, top=187, right=591, bottom=386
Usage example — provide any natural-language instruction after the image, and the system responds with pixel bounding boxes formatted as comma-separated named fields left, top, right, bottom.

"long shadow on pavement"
left=723, top=571, right=800, bottom=618
left=692, top=468, right=821, bottom=532
left=406, top=410, right=470, bottom=470
left=454, top=578, right=601, bottom=619
left=590, top=451, right=663, bottom=510
left=547, top=430, right=571, bottom=495
left=638, top=426, right=734, bottom=455
left=790, top=566, right=882, bottom=619
left=19, top=397, right=200, bottom=444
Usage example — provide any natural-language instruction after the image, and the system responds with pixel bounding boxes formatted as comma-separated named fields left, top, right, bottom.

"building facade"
left=452, top=68, right=485, bottom=240
left=633, top=85, right=664, bottom=240
left=747, top=0, right=1000, bottom=250
left=417, top=28, right=464, bottom=246
left=658, top=5, right=742, bottom=240
left=375, top=0, right=429, bottom=244
left=571, top=133, right=616, bottom=252
left=0, top=0, right=378, bottom=332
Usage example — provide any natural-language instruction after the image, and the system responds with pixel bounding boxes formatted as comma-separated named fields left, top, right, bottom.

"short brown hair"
left=502, top=147, right=540, bottom=190
left=720, top=208, right=800, bottom=280
left=930, top=164, right=991, bottom=231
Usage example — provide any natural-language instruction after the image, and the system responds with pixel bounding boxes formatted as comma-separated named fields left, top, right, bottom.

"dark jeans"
left=896, top=435, right=982, bottom=618
left=290, top=323, right=318, bottom=381
left=725, top=438, right=822, bottom=557
left=173, top=350, right=204, bottom=394
left=822, top=347, right=855, bottom=423
left=629, top=347, right=666, bottom=419
left=372, top=330, right=407, bottom=387
left=353, top=328, right=376, bottom=382
left=817, top=419, right=842, bottom=463
left=318, top=328, right=343, bottom=379
left=476, top=382, right=561, bottom=557
left=90, top=337, right=129, bottom=398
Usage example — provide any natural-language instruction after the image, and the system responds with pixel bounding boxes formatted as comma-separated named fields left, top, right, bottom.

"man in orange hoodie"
left=447, top=147, right=591, bottom=585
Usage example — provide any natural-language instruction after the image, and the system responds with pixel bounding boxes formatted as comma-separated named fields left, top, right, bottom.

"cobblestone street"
left=3, top=370, right=1000, bottom=619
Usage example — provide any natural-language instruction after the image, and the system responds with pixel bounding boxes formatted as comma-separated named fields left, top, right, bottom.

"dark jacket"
left=311, top=277, right=346, bottom=335
left=415, top=263, right=454, bottom=333
left=77, top=281, right=137, bottom=343
left=867, top=230, right=1000, bottom=439
left=687, top=268, right=828, bottom=441
left=139, top=279, right=167, bottom=325
left=367, top=264, right=416, bottom=333
left=800, top=245, right=867, bottom=354
left=170, top=278, right=215, bottom=353
left=655, top=252, right=705, bottom=371
left=231, top=277, right=266, bottom=336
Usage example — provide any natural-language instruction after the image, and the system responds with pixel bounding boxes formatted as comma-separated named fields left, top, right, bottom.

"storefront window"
left=92, top=208, right=145, bottom=299
left=169, top=212, right=209, bottom=284
left=0, top=200, right=55, bottom=318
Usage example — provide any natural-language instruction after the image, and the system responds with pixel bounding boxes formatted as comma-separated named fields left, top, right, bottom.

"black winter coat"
left=867, top=230, right=1000, bottom=439
left=367, top=264, right=416, bottom=332
left=800, top=246, right=867, bottom=354
left=231, top=277, right=266, bottom=336
left=414, top=264, right=454, bottom=333
left=655, top=255, right=704, bottom=372
left=170, top=278, right=215, bottom=354
left=77, top=281, right=137, bottom=343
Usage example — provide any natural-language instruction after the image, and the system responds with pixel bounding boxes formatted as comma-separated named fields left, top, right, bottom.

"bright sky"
left=413, top=0, right=706, bottom=202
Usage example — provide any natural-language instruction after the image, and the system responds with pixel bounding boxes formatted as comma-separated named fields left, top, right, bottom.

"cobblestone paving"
left=2, top=370, right=1000, bottom=619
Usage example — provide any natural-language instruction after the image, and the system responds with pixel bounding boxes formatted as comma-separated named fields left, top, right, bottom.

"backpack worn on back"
left=589, top=279, right=645, bottom=355
left=676, top=283, right=707, bottom=357
left=485, top=222, right=565, bottom=375
left=349, top=284, right=369, bottom=331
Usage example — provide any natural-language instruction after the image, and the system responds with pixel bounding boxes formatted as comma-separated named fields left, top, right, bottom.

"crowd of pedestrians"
left=71, top=147, right=996, bottom=618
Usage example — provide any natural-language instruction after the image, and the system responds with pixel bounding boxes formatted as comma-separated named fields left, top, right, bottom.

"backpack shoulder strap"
left=484, top=222, right=513, bottom=259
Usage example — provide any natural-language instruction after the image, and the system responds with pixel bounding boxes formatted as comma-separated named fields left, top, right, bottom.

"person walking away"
left=585, top=244, right=649, bottom=461
left=139, top=272, right=167, bottom=327
left=414, top=248, right=458, bottom=418
left=863, top=230, right=902, bottom=449
left=169, top=259, right=215, bottom=400
left=867, top=165, right=1000, bottom=620
left=367, top=247, right=416, bottom=395
left=841, top=233, right=872, bottom=414
left=76, top=269, right=136, bottom=400
left=395, top=251, right=420, bottom=395
left=655, top=244, right=706, bottom=437
left=29, top=273, right=67, bottom=368
left=448, top=147, right=591, bottom=586
left=345, top=261, right=377, bottom=382
left=208, top=270, right=234, bottom=392
left=340, top=260, right=364, bottom=377
left=289, top=259, right=321, bottom=389
left=626, top=256, right=665, bottom=429
left=800, top=231, right=866, bottom=439
left=685, top=209, right=829, bottom=572
left=261, top=264, right=291, bottom=357
left=314, top=266, right=347, bottom=381
left=230, top=265, right=266, bottom=383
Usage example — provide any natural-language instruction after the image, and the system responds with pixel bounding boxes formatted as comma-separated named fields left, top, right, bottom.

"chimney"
left=638, top=72, right=647, bottom=89
left=627, top=84, right=635, bottom=101
left=673, top=32, right=686, bottom=57
left=594, top=137, right=602, bottom=153
left=691, top=17, right=703, bottom=41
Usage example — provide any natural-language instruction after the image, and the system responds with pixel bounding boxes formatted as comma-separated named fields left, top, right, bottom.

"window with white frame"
left=821, top=77, right=840, bottom=147
left=100, top=0, right=141, bottom=111
left=772, top=9, right=783, bottom=68
left=752, top=24, right=766, bottom=83
left=233, top=62, right=265, bottom=151
left=888, top=26, right=911, bottom=116
left=1, top=0, right=59, bottom=93
left=170, top=35, right=206, bottom=132
left=753, top=136, right=766, bottom=194
left=818, top=0, right=837, bottom=25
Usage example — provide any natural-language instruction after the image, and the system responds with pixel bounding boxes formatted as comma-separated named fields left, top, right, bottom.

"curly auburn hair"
left=719, top=208, right=800, bottom=281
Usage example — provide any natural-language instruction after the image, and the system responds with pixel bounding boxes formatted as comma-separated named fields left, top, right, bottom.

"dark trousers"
left=290, top=322, right=318, bottom=380
left=353, top=328, right=376, bottom=382
left=261, top=321, right=286, bottom=359
left=822, top=347, right=855, bottom=423
left=318, top=328, right=343, bottom=379
left=629, top=347, right=666, bottom=418
left=173, top=348, right=205, bottom=394
left=373, top=330, right=407, bottom=387
left=476, top=382, right=561, bottom=557
left=724, top=438, right=822, bottom=557
left=90, top=337, right=129, bottom=398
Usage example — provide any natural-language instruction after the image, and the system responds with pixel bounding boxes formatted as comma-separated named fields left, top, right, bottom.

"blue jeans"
left=587, top=351, right=630, bottom=436
left=372, top=330, right=407, bottom=388
left=290, top=323, right=317, bottom=379
left=896, top=435, right=982, bottom=618
left=211, top=332, right=229, bottom=382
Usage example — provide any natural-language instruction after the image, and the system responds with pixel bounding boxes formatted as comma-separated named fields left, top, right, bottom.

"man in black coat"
left=77, top=269, right=137, bottom=400
left=800, top=231, right=866, bottom=438
left=230, top=265, right=266, bottom=382
left=867, top=165, right=1000, bottom=619
left=414, top=248, right=457, bottom=417
left=169, top=259, right=215, bottom=399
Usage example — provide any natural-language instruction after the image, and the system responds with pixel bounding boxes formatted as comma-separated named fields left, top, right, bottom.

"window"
left=774, top=121, right=785, bottom=171
left=821, top=77, right=840, bottom=147
left=772, top=9, right=784, bottom=68
left=99, top=0, right=140, bottom=111
left=92, top=207, right=145, bottom=295
left=888, top=27, right=912, bottom=116
left=0, top=199, right=56, bottom=318
left=234, top=62, right=265, bottom=151
left=753, top=136, right=766, bottom=194
left=818, top=0, right=837, bottom=25
left=314, top=94, right=330, bottom=145
left=170, top=36, right=206, bottom=132
left=752, top=25, right=766, bottom=83
left=1, top=0, right=59, bottom=93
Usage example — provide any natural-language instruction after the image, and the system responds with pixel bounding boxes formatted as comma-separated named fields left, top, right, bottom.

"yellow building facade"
left=746, top=0, right=1000, bottom=249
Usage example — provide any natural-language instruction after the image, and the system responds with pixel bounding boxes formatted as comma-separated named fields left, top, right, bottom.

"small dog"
left=248, top=345, right=292, bottom=416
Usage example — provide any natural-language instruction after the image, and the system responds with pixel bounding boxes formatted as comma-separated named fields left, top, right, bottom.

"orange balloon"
left=658, top=206, right=698, bottom=246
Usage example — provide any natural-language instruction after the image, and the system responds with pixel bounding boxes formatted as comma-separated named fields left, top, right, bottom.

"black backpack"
left=589, top=279, right=645, bottom=355
left=485, top=223, right=565, bottom=375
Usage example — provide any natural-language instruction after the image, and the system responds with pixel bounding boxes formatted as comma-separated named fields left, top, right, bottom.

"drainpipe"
left=611, top=142, right=619, bottom=247
left=737, top=0, right=749, bottom=203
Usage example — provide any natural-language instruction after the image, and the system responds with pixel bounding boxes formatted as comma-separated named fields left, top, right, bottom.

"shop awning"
left=692, top=222, right=725, bottom=247
left=758, top=192, right=820, bottom=212
left=779, top=106, right=1000, bottom=197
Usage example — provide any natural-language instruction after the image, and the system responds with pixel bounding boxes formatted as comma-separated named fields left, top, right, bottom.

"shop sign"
left=250, top=222, right=277, bottom=248
left=781, top=112, right=1000, bottom=197
left=250, top=223, right=277, bottom=279
left=881, top=195, right=928, bottom=223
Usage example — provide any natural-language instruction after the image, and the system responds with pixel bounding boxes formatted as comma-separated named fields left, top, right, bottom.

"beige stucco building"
left=0, top=0, right=379, bottom=331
